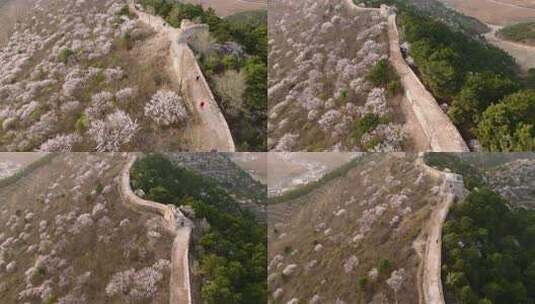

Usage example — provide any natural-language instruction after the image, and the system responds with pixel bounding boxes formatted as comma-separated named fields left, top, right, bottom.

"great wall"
left=415, top=154, right=466, bottom=304
left=345, top=0, right=470, bottom=152
left=120, top=154, right=193, bottom=304
left=128, top=1, right=236, bottom=152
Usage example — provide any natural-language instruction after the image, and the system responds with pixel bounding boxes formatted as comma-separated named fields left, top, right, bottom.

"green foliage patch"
left=131, top=154, right=266, bottom=304
left=443, top=188, right=535, bottom=303
left=138, top=0, right=267, bottom=151
left=498, top=22, right=535, bottom=45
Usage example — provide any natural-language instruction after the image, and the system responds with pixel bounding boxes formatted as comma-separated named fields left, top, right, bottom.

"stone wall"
left=119, top=154, right=193, bottom=304
left=387, top=13, right=469, bottom=152
left=129, top=2, right=236, bottom=151
left=344, top=0, right=469, bottom=152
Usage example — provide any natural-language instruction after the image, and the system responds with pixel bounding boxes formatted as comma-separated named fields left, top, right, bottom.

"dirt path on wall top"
left=130, top=3, right=235, bottom=151
left=120, top=155, right=193, bottom=304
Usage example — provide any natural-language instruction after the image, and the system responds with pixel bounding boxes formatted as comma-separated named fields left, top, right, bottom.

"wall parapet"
left=129, top=2, right=236, bottom=151
left=119, top=154, right=193, bottom=304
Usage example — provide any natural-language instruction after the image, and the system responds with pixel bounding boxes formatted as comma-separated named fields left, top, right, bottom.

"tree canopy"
left=131, top=154, right=267, bottom=304
left=443, top=188, right=535, bottom=303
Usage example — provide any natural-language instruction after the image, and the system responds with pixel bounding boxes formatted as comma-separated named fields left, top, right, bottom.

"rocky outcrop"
left=120, top=154, right=193, bottom=304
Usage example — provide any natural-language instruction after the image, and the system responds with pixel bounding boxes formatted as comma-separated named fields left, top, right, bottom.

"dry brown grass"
left=0, top=0, right=32, bottom=46
left=0, top=153, right=173, bottom=302
left=268, top=154, right=442, bottom=303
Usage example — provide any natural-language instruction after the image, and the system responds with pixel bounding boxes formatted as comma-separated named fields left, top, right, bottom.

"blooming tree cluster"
left=0, top=0, right=184, bottom=151
left=268, top=0, right=405, bottom=151
left=144, top=90, right=188, bottom=127
left=0, top=154, right=173, bottom=302
left=88, top=110, right=138, bottom=152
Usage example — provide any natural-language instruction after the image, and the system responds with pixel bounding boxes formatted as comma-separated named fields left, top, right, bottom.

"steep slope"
left=268, top=154, right=446, bottom=303
left=0, top=0, right=199, bottom=151
left=268, top=0, right=416, bottom=152
left=0, top=153, right=173, bottom=302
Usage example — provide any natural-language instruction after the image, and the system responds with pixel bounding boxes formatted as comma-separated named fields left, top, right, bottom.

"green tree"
left=477, top=90, right=535, bottom=151
left=422, top=47, right=461, bottom=98
left=448, top=72, right=519, bottom=128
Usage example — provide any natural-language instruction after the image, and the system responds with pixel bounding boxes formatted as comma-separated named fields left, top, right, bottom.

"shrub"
left=353, top=113, right=381, bottom=142
left=378, top=258, right=392, bottom=274
left=368, top=59, right=402, bottom=98
left=59, top=48, right=75, bottom=64
left=476, top=90, right=535, bottom=151
left=386, top=79, right=402, bottom=97
left=75, top=113, right=88, bottom=132
left=358, top=276, right=368, bottom=289
left=117, top=5, right=133, bottom=18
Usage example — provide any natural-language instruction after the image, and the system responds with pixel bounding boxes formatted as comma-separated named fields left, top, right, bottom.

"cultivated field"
left=267, top=152, right=359, bottom=195
left=228, top=152, right=267, bottom=184
left=439, top=0, right=535, bottom=25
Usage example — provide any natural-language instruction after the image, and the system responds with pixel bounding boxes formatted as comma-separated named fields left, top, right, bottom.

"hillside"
left=165, top=152, right=267, bottom=213
left=268, top=153, right=445, bottom=303
left=0, top=153, right=174, bottom=302
left=268, top=0, right=418, bottom=152
left=0, top=0, right=212, bottom=151
left=130, top=154, right=267, bottom=304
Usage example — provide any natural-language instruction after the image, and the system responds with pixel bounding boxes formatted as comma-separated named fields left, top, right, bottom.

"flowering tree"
left=386, top=268, right=405, bottom=304
left=39, top=134, right=81, bottom=152
left=144, top=90, right=188, bottom=127
left=88, top=110, right=138, bottom=151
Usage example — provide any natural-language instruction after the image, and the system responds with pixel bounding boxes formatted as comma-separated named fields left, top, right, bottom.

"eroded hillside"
left=268, top=0, right=412, bottom=152
left=0, top=153, right=173, bottom=302
left=268, top=154, right=444, bottom=303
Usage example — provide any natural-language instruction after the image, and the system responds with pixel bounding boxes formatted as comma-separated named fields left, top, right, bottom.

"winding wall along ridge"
left=120, top=154, right=193, bottom=304
left=129, top=2, right=236, bottom=152
left=345, top=0, right=469, bottom=152
left=416, top=155, right=466, bottom=304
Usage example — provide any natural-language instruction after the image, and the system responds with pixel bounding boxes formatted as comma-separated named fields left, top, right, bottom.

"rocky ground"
left=0, top=153, right=173, bottom=303
left=487, top=158, right=535, bottom=208
left=268, top=0, right=406, bottom=152
left=0, top=0, right=192, bottom=151
left=268, top=153, right=443, bottom=303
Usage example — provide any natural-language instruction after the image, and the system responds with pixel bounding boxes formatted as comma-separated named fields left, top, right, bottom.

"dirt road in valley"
left=439, top=0, right=535, bottom=25
left=129, top=2, right=235, bottom=152
left=485, top=24, right=535, bottom=72
left=180, top=0, right=266, bottom=17
left=120, top=154, right=193, bottom=304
